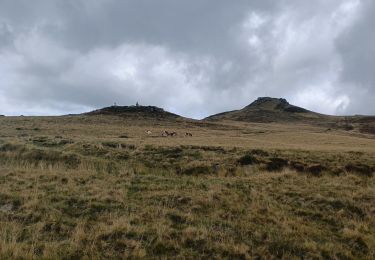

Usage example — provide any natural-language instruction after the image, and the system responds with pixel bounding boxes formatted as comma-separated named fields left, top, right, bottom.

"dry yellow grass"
left=0, top=115, right=374, bottom=258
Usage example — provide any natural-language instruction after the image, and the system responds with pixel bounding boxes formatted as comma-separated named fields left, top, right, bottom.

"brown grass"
left=0, top=115, right=374, bottom=258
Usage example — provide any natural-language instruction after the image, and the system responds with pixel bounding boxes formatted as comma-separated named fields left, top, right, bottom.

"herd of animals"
left=145, top=130, right=193, bottom=137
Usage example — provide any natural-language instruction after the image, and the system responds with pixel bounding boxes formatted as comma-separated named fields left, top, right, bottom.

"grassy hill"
left=0, top=101, right=374, bottom=258
left=206, top=97, right=375, bottom=134
left=205, top=97, right=327, bottom=122
left=86, top=105, right=183, bottom=121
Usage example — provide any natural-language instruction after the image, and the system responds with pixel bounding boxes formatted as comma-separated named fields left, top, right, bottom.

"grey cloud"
left=0, top=0, right=374, bottom=117
left=0, top=22, right=13, bottom=48
left=335, top=0, right=375, bottom=115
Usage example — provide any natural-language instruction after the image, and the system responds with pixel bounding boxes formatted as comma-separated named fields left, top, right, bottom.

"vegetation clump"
left=179, top=165, right=212, bottom=175
left=32, top=137, right=73, bottom=147
left=306, top=164, right=327, bottom=176
left=238, top=153, right=258, bottom=166
left=345, top=163, right=374, bottom=177
left=102, top=141, right=120, bottom=149
left=266, top=158, right=289, bottom=171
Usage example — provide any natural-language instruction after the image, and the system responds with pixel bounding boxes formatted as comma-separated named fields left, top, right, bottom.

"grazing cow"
left=185, top=132, right=193, bottom=137
left=145, top=130, right=152, bottom=135
left=162, top=131, right=177, bottom=137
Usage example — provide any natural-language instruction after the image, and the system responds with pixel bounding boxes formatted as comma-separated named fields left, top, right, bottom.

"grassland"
left=0, top=114, right=374, bottom=259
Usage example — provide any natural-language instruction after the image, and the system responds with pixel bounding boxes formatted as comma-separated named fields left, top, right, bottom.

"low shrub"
left=102, top=142, right=119, bottom=149
left=266, top=158, right=288, bottom=171
left=238, top=154, right=258, bottom=166
left=345, top=164, right=373, bottom=177
left=178, top=165, right=212, bottom=175
left=306, top=164, right=326, bottom=176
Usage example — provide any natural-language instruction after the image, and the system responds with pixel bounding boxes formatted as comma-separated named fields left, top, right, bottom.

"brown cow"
left=162, top=131, right=177, bottom=137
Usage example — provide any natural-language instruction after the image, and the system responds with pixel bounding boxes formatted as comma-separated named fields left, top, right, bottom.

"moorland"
left=0, top=97, right=374, bottom=259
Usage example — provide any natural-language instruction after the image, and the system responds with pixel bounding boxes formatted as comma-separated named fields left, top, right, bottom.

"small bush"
left=238, top=154, right=258, bottom=165
left=343, top=124, right=354, bottom=131
left=179, top=165, right=212, bottom=175
left=200, top=146, right=226, bottom=153
left=266, top=158, right=288, bottom=171
left=306, top=164, right=326, bottom=176
left=345, top=164, right=373, bottom=177
left=102, top=142, right=119, bottom=149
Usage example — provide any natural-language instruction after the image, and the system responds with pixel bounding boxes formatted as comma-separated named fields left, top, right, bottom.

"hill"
left=86, top=105, right=183, bottom=120
left=205, top=97, right=328, bottom=123
left=205, top=97, right=375, bottom=134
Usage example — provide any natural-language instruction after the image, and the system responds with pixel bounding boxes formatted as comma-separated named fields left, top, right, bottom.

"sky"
left=0, top=0, right=374, bottom=118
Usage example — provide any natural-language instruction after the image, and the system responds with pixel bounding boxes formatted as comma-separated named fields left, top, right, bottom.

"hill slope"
left=86, top=105, right=183, bottom=120
left=205, top=97, right=328, bottom=123
left=205, top=97, right=375, bottom=135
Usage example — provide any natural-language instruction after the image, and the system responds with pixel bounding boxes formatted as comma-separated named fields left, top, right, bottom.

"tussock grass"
left=0, top=115, right=374, bottom=258
left=0, top=166, right=373, bottom=258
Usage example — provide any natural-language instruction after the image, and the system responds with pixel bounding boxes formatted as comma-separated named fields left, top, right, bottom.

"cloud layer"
left=0, top=0, right=374, bottom=118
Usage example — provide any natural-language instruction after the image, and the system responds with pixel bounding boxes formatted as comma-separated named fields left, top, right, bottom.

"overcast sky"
left=0, top=0, right=374, bottom=118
